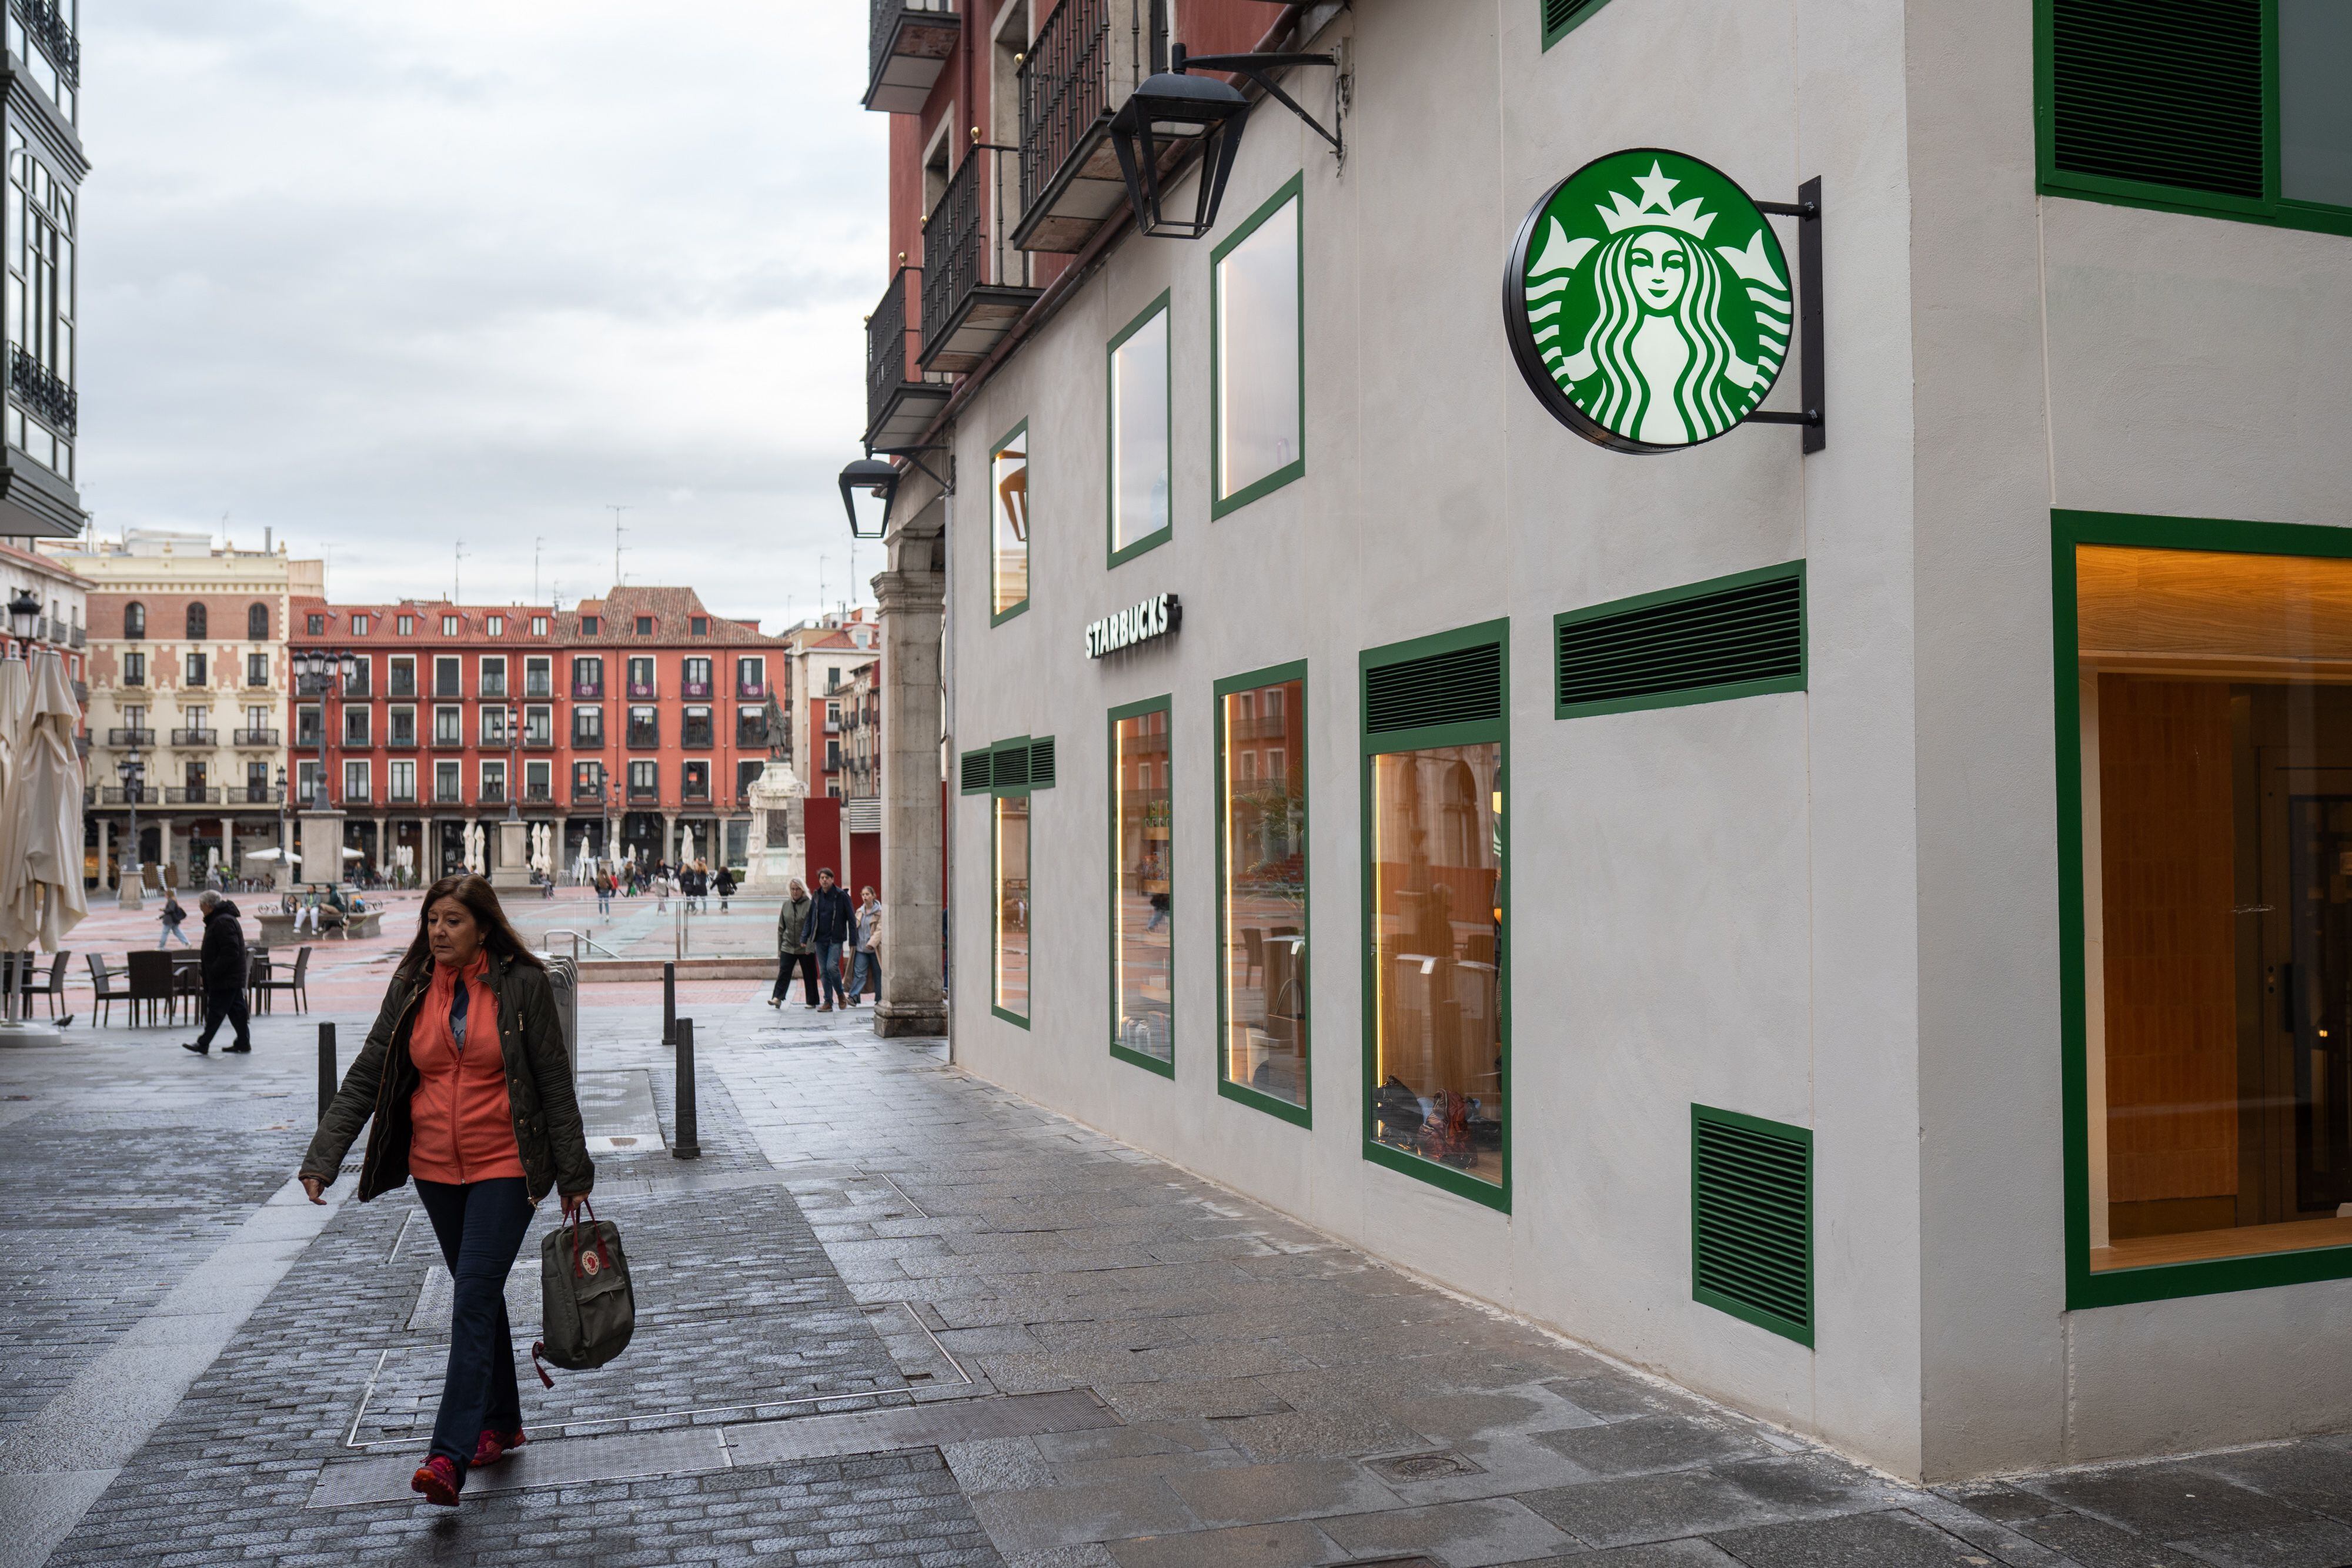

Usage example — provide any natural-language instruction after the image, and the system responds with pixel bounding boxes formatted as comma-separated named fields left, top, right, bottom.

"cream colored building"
left=47, top=529, right=323, bottom=885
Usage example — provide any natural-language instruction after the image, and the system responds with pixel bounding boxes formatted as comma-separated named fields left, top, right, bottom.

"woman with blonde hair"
left=298, top=874, right=593, bottom=1507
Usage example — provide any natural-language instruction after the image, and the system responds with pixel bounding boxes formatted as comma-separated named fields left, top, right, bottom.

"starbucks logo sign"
left=1506, top=150, right=1792, bottom=453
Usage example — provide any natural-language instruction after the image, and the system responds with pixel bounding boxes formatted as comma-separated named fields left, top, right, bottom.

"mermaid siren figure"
left=1514, top=154, right=1792, bottom=452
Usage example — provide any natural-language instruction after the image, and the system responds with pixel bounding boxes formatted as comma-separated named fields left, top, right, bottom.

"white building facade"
left=873, top=0, right=2352, bottom=1479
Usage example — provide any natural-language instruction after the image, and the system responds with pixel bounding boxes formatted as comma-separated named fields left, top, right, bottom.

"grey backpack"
left=531, top=1202, right=634, bottom=1383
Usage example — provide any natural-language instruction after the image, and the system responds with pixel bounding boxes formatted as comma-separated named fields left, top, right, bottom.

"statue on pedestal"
left=741, top=701, right=804, bottom=894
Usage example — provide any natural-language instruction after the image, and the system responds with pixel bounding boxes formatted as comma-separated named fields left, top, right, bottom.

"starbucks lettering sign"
left=1506, top=149, right=1795, bottom=454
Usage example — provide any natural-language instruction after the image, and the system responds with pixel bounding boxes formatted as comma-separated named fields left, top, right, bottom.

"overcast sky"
left=78, top=1, right=887, bottom=630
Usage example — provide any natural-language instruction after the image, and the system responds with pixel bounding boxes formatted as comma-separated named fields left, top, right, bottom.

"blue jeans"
left=413, top=1177, right=533, bottom=1472
left=850, top=949, right=880, bottom=1000
left=158, top=924, right=190, bottom=947
left=816, top=940, right=847, bottom=1004
left=596, top=889, right=610, bottom=913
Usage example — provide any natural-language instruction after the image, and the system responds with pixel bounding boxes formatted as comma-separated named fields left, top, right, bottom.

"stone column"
left=872, top=550, right=948, bottom=1038
left=159, top=818, right=175, bottom=888
left=96, top=817, right=110, bottom=890
left=661, top=811, right=677, bottom=865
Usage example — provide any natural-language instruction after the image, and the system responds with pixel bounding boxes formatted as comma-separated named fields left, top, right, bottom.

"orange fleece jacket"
left=406, top=952, right=524, bottom=1185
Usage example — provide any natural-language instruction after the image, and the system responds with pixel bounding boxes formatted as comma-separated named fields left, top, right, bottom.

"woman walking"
left=771, top=877, right=818, bottom=1008
left=297, top=875, right=593, bottom=1508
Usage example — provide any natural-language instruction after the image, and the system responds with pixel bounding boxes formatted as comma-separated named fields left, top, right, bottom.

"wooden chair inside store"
left=124, top=951, right=180, bottom=1028
left=254, top=947, right=311, bottom=1015
left=85, top=954, right=127, bottom=1027
left=1241, top=928, right=1264, bottom=986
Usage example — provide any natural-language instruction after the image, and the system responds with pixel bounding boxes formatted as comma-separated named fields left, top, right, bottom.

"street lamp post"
left=296, top=650, right=356, bottom=885
left=116, top=746, right=145, bottom=908
left=275, top=763, right=289, bottom=887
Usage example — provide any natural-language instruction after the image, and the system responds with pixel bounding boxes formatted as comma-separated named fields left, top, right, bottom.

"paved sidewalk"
left=2, top=985, right=2350, bottom=1566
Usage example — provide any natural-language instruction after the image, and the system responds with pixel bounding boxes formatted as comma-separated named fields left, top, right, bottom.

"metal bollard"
left=672, top=1017, right=701, bottom=1161
left=662, top=960, right=676, bottom=1047
left=317, top=1022, right=336, bottom=1124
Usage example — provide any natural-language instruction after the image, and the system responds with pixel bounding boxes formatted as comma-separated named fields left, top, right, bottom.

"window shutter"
left=1542, top=0, right=1608, bottom=48
left=1028, top=736, right=1056, bottom=789
left=1691, top=1105, right=1813, bottom=1346
left=1556, top=567, right=1803, bottom=717
left=991, top=741, right=1031, bottom=791
left=1365, top=643, right=1503, bottom=735
left=959, top=750, right=993, bottom=794
left=2050, top=0, right=2262, bottom=199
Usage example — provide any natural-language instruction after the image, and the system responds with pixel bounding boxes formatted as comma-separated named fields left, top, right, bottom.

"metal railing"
left=866, top=265, right=921, bottom=438
left=626, top=724, right=660, bottom=749
left=101, top=787, right=156, bottom=805
left=10, top=345, right=74, bottom=436
left=165, top=787, right=223, bottom=804
left=922, top=143, right=1034, bottom=363
left=106, top=728, right=154, bottom=747
left=627, top=681, right=658, bottom=700
left=12, top=0, right=77, bottom=85
left=238, top=785, right=283, bottom=804
left=169, top=728, right=216, bottom=747
left=69, top=624, right=83, bottom=648
left=1019, top=0, right=1162, bottom=223
left=233, top=728, right=279, bottom=746
left=681, top=680, right=711, bottom=698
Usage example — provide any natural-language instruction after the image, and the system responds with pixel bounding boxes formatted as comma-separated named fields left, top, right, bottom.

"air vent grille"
left=1692, top=1106, right=1812, bottom=1345
left=1557, top=573, right=1801, bottom=716
left=1028, top=737, right=1055, bottom=788
left=991, top=744, right=1030, bottom=791
left=1541, top=0, right=1606, bottom=47
left=959, top=750, right=991, bottom=794
left=1365, top=644, right=1503, bottom=735
left=2050, top=0, right=2261, bottom=199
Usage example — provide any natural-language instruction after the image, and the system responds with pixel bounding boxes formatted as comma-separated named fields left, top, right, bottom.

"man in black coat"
left=182, top=891, right=252, bottom=1055
left=803, top=868, right=855, bottom=1012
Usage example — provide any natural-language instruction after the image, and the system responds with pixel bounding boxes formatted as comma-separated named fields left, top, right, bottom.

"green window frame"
left=963, top=736, right=1053, bottom=1029
left=1554, top=561, right=1806, bottom=721
left=2054, top=508, right=2352, bottom=1308
left=1540, top=0, right=1616, bottom=49
left=1359, top=619, right=1511, bottom=1211
left=2034, top=0, right=2352, bottom=239
left=1210, top=173, right=1305, bottom=519
left=1107, top=290, right=1174, bottom=567
left=1110, top=696, right=1176, bottom=1076
left=989, top=419, right=1031, bottom=626
left=1215, top=660, right=1311, bottom=1127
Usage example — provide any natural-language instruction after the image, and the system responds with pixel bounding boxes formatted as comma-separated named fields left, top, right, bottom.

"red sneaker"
left=410, top=1455, right=462, bottom=1507
left=472, top=1428, right=526, bottom=1467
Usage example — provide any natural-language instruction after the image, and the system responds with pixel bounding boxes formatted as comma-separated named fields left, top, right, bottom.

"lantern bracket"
left=1174, top=46, right=1342, bottom=158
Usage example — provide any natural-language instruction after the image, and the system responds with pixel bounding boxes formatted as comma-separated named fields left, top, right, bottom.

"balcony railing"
left=865, top=265, right=951, bottom=453
left=107, top=728, right=155, bottom=747
left=921, top=144, right=1040, bottom=372
left=480, top=783, right=506, bottom=805
left=480, top=677, right=507, bottom=698
left=737, top=718, right=769, bottom=748
left=1015, top=0, right=1163, bottom=253
left=523, top=731, right=556, bottom=749
left=101, top=787, right=158, bottom=805
left=737, top=680, right=766, bottom=700
left=14, top=0, right=78, bottom=86
left=681, top=679, right=711, bottom=699
left=169, top=728, right=216, bottom=747
left=345, top=785, right=372, bottom=804
left=524, top=785, right=552, bottom=804
left=386, top=734, right=417, bottom=750
left=10, top=345, right=75, bottom=436
left=627, top=783, right=659, bottom=803
left=864, top=0, right=957, bottom=114
left=525, top=675, right=553, bottom=698
left=389, top=787, right=417, bottom=804
left=431, top=731, right=466, bottom=750
left=69, top=624, right=83, bottom=648
left=389, top=673, right=417, bottom=697
left=165, top=787, right=223, bottom=804
left=573, top=781, right=606, bottom=803
left=232, top=728, right=279, bottom=747
left=626, top=724, right=660, bottom=750
left=435, top=787, right=463, bottom=805
left=237, top=785, right=283, bottom=804
left=572, top=727, right=604, bottom=749
left=627, top=680, right=657, bottom=700
left=681, top=724, right=714, bottom=750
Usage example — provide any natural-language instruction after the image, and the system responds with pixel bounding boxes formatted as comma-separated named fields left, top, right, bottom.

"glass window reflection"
left=1221, top=676, right=1307, bottom=1109
left=1114, top=703, right=1173, bottom=1068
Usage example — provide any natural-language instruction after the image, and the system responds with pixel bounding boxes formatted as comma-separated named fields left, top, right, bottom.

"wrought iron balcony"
left=681, top=679, right=711, bottom=699
left=232, top=728, right=280, bottom=747
left=864, top=0, right=957, bottom=114
left=627, top=680, right=657, bottom=700
left=737, top=717, right=769, bottom=747
left=525, top=676, right=553, bottom=698
left=106, top=728, right=155, bottom=747
left=344, top=785, right=372, bottom=804
left=921, top=145, right=1041, bottom=373
left=9, top=346, right=74, bottom=436
left=12, top=0, right=76, bottom=86
left=169, top=728, right=217, bottom=747
left=572, top=781, right=606, bottom=803
left=165, top=787, right=223, bottom=804
left=385, top=734, right=418, bottom=750
left=572, top=682, right=603, bottom=699
left=524, top=786, right=553, bottom=804
left=389, top=674, right=417, bottom=697
left=430, top=731, right=467, bottom=750
left=1015, top=0, right=1165, bottom=253
left=238, top=785, right=283, bottom=804
left=626, top=723, right=660, bottom=750
left=522, top=731, right=556, bottom=749
left=626, top=783, right=659, bottom=803
left=68, top=624, right=83, bottom=647
left=101, top=787, right=157, bottom=805
left=864, top=266, right=951, bottom=454
left=681, top=723, right=714, bottom=750
left=737, top=680, right=766, bottom=700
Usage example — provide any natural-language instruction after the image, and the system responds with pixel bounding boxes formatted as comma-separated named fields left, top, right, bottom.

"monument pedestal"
left=298, top=811, right=346, bottom=889
left=490, top=817, right=532, bottom=890
left=740, top=761, right=806, bottom=894
left=117, top=857, right=145, bottom=910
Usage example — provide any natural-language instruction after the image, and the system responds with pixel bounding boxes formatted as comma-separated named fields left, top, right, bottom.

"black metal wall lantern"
left=838, top=457, right=900, bottom=540
left=1111, top=43, right=1342, bottom=240
left=6, top=590, right=37, bottom=641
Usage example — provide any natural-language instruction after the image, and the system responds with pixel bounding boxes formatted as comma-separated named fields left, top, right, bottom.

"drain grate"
left=1367, top=1451, right=1484, bottom=1482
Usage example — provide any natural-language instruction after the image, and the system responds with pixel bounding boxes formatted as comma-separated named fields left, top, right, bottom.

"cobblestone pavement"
left=2, top=982, right=2350, bottom=1566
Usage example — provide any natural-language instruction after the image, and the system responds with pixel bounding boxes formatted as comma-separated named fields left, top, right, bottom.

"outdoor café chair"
left=253, top=946, right=310, bottom=1015
left=85, top=954, right=128, bottom=1027
left=18, top=951, right=68, bottom=1021
left=125, top=951, right=181, bottom=1028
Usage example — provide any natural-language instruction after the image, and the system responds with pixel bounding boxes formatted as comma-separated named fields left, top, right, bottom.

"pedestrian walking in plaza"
left=157, top=891, right=191, bottom=947
left=850, top=886, right=883, bottom=1005
left=771, top=877, right=818, bottom=1007
left=180, top=891, right=252, bottom=1055
left=714, top=864, right=735, bottom=912
left=297, top=874, right=594, bottom=1510
left=806, top=868, right=853, bottom=1013
left=594, top=870, right=612, bottom=915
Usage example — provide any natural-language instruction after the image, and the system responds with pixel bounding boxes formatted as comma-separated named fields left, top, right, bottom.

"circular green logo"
left=1505, top=149, right=1790, bottom=453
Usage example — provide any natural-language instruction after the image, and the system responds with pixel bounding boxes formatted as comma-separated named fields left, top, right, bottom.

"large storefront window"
left=2070, top=527, right=2352, bottom=1288
left=993, top=795, right=1030, bottom=1025
left=1362, top=623, right=1508, bottom=1205
left=1108, top=295, right=1171, bottom=563
left=1218, top=667, right=1307, bottom=1119
left=991, top=422, right=1029, bottom=622
left=1112, top=698, right=1173, bottom=1074
left=1212, top=176, right=1304, bottom=516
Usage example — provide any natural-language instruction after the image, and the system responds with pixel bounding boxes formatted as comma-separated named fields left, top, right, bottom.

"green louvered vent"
left=1365, top=643, right=1502, bottom=735
left=2050, top=0, right=2261, bottom=199
left=991, top=743, right=1030, bottom=791
left=1541, top=0, right=1606, bottom=47
left=1558, top=576, right=1800, bottom=712
left=1692, top=1107, right=1812, bottom=1345
left=1028, top=737, right=1055, bottom=788
left=959, top=750, right=992, bottom=794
